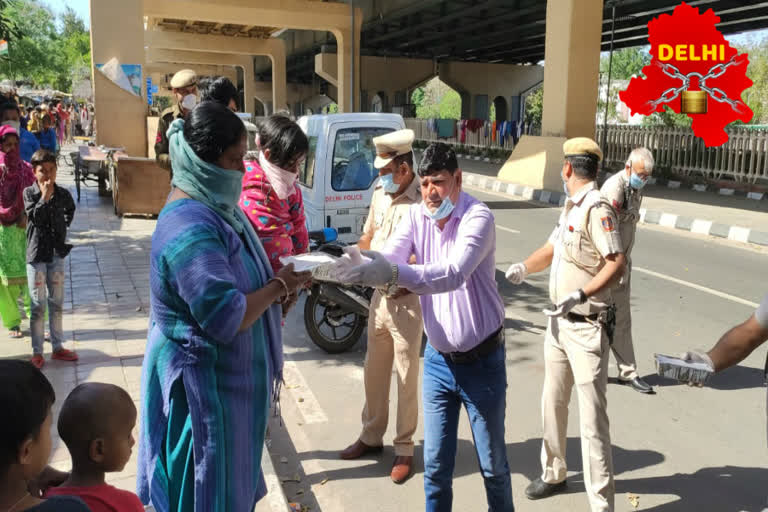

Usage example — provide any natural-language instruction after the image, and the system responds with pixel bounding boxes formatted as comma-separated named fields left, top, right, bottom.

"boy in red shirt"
left=46, top=383, right=144, bottom=512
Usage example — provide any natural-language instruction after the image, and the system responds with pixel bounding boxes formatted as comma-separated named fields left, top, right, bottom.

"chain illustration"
left=645, top=54, right=748, bottom=114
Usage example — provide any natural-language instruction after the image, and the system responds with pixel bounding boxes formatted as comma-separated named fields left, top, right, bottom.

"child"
left=23, top=149, right=77, bottom=369
left=35, top=116, right=57, bottom=153
left=45, top=383, right=144, bottom=512
left=0, top=360, right=90, bottom=511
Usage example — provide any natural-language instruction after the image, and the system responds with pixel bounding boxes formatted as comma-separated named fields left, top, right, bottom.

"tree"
left=0, top=0, right=90, bottom=92
left=600, top=47, right=651, bottom=80
left=524, top=86, right=543, bottom=125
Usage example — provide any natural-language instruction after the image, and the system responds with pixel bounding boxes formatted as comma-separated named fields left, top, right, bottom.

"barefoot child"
left=45, top=383, right=143, bottom=511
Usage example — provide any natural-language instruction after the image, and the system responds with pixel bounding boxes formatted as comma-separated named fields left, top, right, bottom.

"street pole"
left=601, top=1, right=617, bottom=173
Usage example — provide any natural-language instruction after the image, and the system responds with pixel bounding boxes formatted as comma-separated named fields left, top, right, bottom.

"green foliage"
left=413, top=77, right=462, bottom=120
left=600, top=47, right=651, bottom=80
left=642, top=105, right=693, bottom=127
left=524, top=87, right=543, bottom=124
left=0, top=0, right=90, bottom=92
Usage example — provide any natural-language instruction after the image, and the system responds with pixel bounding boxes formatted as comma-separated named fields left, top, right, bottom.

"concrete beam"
left=143, top=0, right=353, bottom=32
left=146, top=32, right=287, bottom=115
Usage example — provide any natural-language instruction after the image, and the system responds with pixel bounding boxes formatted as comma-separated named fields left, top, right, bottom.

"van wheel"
left=304, top=290, right=365, bottom=353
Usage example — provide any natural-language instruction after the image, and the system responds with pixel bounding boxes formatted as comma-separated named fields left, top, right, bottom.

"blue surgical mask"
left=423, top=197, right=455, bottom=221
left=629, top=173, right=646, bottom=190
left=378, top=173, right=400, bottom=194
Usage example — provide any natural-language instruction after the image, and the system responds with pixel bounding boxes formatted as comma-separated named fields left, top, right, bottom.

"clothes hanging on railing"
left=436, top=119, right=456, bottom=138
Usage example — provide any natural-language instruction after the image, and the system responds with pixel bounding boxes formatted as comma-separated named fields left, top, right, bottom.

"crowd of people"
left=0, top=67, right=765, bottom=512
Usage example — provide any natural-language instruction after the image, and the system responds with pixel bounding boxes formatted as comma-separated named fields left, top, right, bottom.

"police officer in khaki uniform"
left=155, top=69, right=198, bottom=173
left=506, top=138, right=626, bottom=512
left=600, top=147, right=655, bottom=394
left=339, top=129, right=423, bottom=484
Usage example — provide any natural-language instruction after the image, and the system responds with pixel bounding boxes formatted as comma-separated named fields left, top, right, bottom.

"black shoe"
left=620, top=376, right=654, bottom=394
left=525, top=478, right=567, bottom=500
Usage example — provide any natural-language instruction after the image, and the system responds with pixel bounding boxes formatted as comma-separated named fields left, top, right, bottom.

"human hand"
left=40, top=180, right=53, bottom=202
left=679, top=351, right=715, bottom=387
left=388, top=287, right=412, bottom=300
left=282, top=290, right=299, bottom=317
left=543, top=290, right=582, bottom=318
left=338, top=250, right=393, bottom=287
left=28, top=465, right=69, bottom=497
left=276, top=263, right=312, bottom=292
left=505, top=262, right=528, bottom=285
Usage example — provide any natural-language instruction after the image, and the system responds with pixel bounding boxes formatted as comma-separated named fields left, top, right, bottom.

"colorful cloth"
left=0, top=125, right=36, bottom=226
left=240, top=159, right=309, bottom=273
left=46, top=483, right=145, bottom=512
left=0, top=224, right=28, bottom=285
left=137, top=199, right=271, bottom=512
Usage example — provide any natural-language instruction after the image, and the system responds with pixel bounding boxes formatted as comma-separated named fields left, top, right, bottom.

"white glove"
left=544, top=290, right=582, bottom=318
left=343, top=245, right=365, bottom=265
left=337, top=250, right=394, bottom=287
left=679, top=351, right=715, bottom=387
left=505, top=262, right=528, bottom=284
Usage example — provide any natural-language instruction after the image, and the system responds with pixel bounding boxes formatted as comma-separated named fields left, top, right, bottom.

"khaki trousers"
left=359, top=290, right=423, bottom=456
left=611, top=266, right=638, bottom=380
left=541, top=316, right=614, bottom=512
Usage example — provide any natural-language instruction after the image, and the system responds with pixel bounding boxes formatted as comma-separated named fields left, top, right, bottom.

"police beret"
left=373, top=129, right=415, bottom=169
left=170, top=69, right=197, bottom=89
left=563, top=137, right=603, bottom=162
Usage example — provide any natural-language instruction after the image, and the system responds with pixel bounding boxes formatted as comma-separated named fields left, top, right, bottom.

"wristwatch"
left=385, top=264, right=399, bottom=296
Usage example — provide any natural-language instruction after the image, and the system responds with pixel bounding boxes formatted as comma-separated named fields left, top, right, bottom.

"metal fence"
left=596, top=125, right=768, bottom=183
left=404, top=118, right=540, bottom=150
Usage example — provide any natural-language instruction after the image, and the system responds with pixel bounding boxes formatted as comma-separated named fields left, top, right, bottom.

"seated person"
left=0, top=360, right=89, bottom=511
left=45, top=383, right=144, bottom=512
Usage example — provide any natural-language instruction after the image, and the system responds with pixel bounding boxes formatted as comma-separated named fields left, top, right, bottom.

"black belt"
left=566, top=312, right=599, bottom=323
left=440, top=327, right=504, bottom=364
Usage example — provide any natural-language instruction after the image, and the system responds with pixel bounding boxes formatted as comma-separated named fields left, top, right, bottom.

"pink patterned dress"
left=239, top=159, right=309, bottom=273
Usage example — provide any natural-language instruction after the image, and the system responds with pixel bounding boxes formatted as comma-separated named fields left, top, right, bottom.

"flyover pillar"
left=498, top=0, right=604, bottom=191
left=89, top=0, right=147, bottom=156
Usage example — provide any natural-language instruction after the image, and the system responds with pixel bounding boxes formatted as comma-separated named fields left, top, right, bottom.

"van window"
left=300, top=136, right=318, bottom=188
left=331, top=127, right=393, bottom=191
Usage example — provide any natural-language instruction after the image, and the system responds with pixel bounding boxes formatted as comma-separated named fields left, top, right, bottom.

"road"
left=268, top=185, right=768, bottom=512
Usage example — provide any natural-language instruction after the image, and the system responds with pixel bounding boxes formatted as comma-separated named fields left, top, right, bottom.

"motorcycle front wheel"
left=304, top=289, right=366, bottom=353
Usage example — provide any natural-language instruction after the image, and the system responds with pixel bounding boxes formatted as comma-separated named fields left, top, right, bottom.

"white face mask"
left=2, top=120, right=20, bottom=132
left=181, top=94, right=197, bottom=111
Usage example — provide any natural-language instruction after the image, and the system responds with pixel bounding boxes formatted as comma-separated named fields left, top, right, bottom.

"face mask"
left=423, top=180, right=457, bottom=221
left=181, top=94, right=197, bottom=111
left=378, top=173, right=400, bottom=194
left=259, top=151, right=297, bottom=200
left=562, top=173, right=570, bottom=198
left=2, top=121, right=20, bottom=132
left=629, top=173, right=646, bottom=190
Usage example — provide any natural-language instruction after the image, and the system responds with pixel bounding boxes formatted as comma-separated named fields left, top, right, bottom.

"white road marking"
left=659, top=213, right=678, bottom=228
left=496, top=225, right=521, bottom=234
left=633, top=266, right=759, bottom=308
left=282, top=360, right=329, bottom=424
left=728, top=226, right=751, bottom=243
left=691, top=219, right=713, bottom=235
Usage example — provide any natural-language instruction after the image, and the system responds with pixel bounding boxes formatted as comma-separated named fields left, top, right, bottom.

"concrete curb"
left=645, top=176, right=766, bottom=201
left=259, top=440, right=291, bottom=512
left=462, top=172, right=768, bottom=247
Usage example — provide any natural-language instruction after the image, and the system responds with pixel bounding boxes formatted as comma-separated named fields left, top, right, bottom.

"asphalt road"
left=268, top=186, right=768, bottom=512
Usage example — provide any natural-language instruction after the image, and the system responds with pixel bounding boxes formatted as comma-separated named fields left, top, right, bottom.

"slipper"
left=9, top=327, right=23, bottom=339
left=30, top=354, right=44, bottom=369
left=51, top=348, right=78, bottom=362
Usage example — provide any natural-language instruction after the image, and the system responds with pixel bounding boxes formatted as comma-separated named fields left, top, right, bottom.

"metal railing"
left=404, top=118, right=540, bottom=150
left=596, top=124, right=768, bottom=183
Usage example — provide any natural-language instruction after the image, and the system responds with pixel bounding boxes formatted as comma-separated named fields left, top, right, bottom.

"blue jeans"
left=27, top=256, right=66, bottom=355
left=422, top=342, right=514, bottom=512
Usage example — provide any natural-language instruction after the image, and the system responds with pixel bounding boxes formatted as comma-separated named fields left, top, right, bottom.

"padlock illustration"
left=681, top=90, right=707, bottom=114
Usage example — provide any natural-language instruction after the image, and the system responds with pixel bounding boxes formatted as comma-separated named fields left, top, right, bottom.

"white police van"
left=296, top=113, right=406, bottom=243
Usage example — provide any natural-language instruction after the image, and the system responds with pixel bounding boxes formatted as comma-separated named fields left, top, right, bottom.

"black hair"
left=31, top=149, right=57, bottom=167
left=418, top=142, right=458, bottom=177
left=0, top=361, right=55, bottom=471
left=58, top=383, right=135, bottom=462
left=565, top=154, right=599, bottom=179
left=199, top=76, right=239, bottom=110
left=393, top=151, right=414, bottom=170
left=256, top=115, right=309, bottom=168
left=184, top=101, right=246, bottom=164
left=0, top=101, right=20, bottom=118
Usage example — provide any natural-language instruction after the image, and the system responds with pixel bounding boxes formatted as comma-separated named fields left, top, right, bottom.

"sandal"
left=9, top=327, right=23, bottom=339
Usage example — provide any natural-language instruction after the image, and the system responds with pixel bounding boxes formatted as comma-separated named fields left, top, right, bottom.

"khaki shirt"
left=601, top=170, right=643, bottom=259
left=548, top=182, right=623, bottom=315
left=363, top=173, right=421, bottom=252
left=155, top=104, right=184, bottom=172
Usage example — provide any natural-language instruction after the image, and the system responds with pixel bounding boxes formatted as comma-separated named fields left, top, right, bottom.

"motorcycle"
left=303, top=228, right=374, bottom=353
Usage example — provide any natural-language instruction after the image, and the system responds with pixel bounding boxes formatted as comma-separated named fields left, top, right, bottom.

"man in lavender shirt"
left=340, top=143, right=514, bottom=511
